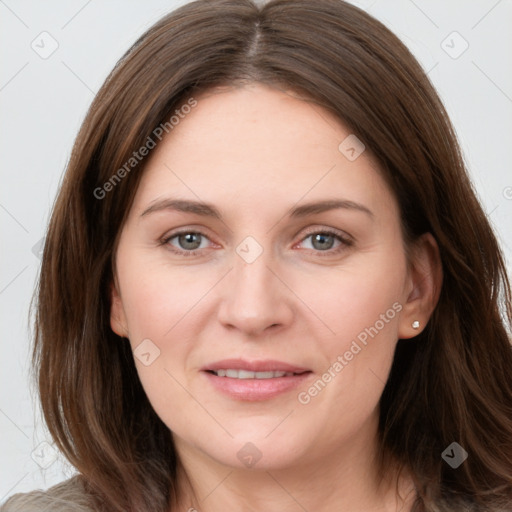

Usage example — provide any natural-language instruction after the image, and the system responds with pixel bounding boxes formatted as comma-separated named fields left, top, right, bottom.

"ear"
left=110, top=278, right=129, bottom=338
left=398, top=232, right=443, bottom=339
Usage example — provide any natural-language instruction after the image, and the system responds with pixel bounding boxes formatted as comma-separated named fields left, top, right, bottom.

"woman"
left=2, top=0, right=511, bottom=511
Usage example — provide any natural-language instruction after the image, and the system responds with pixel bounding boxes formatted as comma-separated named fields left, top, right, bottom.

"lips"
left=201, top=358, right=313, bottom=401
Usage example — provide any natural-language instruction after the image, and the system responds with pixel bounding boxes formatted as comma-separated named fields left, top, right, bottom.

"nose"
left=216, top=247, right=294, bottom=337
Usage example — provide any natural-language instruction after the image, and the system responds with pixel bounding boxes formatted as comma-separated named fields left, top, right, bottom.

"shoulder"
left=0, top=475, right=96, bottom=512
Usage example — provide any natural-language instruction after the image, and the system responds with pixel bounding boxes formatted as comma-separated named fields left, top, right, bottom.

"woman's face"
left=111, top=83, right=432, bottom=473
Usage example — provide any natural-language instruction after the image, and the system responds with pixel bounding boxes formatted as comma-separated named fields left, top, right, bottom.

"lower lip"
left=202, top=371, right=313, bottom=401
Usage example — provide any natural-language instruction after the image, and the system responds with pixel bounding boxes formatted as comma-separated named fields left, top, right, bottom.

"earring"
left=412, top=320, right=420, bottom=329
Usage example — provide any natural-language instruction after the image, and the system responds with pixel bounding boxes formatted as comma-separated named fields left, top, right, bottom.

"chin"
left=202, top=432, right=308, bottom=471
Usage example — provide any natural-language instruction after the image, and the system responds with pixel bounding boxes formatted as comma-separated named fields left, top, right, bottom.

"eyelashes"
left=160, top=228, right=354, bottom=258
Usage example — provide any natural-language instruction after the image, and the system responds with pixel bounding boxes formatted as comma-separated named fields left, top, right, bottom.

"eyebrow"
left=140, top=197, right=374, bottom=220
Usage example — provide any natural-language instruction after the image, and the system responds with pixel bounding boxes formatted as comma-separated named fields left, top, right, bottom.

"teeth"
left=212, top=369, right=295, bottom=379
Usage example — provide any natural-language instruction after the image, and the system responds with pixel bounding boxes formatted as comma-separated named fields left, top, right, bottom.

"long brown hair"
left=32, top=0, right=512, bottom=510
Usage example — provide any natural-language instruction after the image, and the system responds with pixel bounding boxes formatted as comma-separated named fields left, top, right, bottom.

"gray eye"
left=309, top=233, right=336, bottom=251
left=171, top=232, right=205, bottom=251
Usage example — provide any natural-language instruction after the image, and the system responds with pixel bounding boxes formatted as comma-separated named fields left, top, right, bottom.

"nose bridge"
left=232, top=236, right=280, bottom=308
left=217, top=234, right=292, bottom=334
left=234, top=243, right=274, bottom=295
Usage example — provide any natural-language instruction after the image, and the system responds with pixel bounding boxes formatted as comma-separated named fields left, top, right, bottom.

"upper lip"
left=202, top=358, right=311, bottom=373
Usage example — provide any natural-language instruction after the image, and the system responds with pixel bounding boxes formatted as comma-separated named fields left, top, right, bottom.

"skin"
left=110, top=83, right=442, bottom=511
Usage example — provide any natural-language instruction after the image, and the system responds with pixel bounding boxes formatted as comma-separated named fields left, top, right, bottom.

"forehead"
left=130, top=83, right=398, bottom=223
left=171, top=83, right=351, bottom=156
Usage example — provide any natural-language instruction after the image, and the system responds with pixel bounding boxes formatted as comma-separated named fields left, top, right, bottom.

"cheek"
left=292, top=253, right=405, bottom=408
left=115, top=259, right=217, bottom=406
left=119, top=259, right=211, bottom=341
left=116, top=263, right=197, bottom=427
left=292, top=252, right=405, bottom=348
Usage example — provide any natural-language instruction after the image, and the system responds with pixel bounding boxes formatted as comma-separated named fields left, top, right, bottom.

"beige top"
left=3, top=477, right=512, bottom=511
left=0, top=476, right=95, bottom=512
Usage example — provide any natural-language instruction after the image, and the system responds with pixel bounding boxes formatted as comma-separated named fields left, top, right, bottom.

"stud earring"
left=412, top=320, right=420, bottom=329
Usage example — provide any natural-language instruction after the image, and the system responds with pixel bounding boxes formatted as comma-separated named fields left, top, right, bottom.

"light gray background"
left=1, top=0, right=511, bottom=501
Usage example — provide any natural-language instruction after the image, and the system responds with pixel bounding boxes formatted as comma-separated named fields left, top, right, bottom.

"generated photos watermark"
left=297, top=301, right=403, bottom=405
left=93, top=97, right=197, bottom=200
